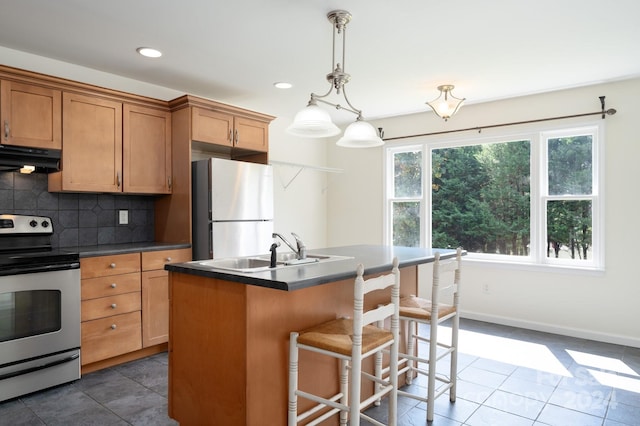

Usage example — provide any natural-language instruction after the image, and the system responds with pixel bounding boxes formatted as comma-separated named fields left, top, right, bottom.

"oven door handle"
left=0, top=262, right=80, bottom=276
left=0, top=351, right=80, bottom=381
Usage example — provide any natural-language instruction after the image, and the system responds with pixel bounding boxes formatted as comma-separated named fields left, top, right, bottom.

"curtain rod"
left=382, top=96, right=617, bottom=142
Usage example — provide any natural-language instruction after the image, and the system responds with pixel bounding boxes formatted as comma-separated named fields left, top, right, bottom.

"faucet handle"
left=291, top=233, right=306, bottom=259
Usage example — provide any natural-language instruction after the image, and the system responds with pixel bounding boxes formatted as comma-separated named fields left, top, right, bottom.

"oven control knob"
left=41, top=220, right=49, bottom=228
left=29, top=220, right=38, bottom=227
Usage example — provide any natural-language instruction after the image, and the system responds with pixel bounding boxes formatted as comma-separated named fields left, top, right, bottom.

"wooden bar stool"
left=288, top=258, right=400, bottom=426
left=397, top=248, right=462, bottom=422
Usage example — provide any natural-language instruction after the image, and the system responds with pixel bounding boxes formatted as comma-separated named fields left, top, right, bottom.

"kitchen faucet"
left=272, top=232, right=307, bottom=260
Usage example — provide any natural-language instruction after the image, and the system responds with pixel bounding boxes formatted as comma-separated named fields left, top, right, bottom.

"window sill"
left=463, top=255, right=605, bottom=276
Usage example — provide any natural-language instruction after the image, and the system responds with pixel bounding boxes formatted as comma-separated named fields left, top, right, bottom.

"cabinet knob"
left=3, top=120, right=9, bottom=141
left=111, top=283, right=117, bottom=288
left=111, top=303, right=117, bottom=309
left=111, top=324, right=117, bottom=330
left=110, top=263, right=116, bottom=268
left=166, top=257, right=172, bottom=262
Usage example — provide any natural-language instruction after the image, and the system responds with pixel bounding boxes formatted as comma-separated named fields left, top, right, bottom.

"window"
left=385, top=123, right=603, bottom=270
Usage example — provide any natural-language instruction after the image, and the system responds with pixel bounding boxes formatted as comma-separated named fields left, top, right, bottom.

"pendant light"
left=286, top=10, right=383, bottom=148
left=426, top=85, right=465, bottom=121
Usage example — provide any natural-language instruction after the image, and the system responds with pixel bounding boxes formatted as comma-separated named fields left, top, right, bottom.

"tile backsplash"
left=0, top=171, right=155, bottom=248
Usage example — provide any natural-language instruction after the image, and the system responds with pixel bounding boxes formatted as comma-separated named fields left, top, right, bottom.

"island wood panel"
left=168, top=265, right=417, bottom=426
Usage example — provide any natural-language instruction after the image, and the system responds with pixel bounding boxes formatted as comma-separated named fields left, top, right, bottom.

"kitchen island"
left=165, top=245, right=458, bottom=425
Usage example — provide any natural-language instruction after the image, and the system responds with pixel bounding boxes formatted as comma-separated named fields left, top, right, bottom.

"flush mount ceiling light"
left=286, top=10, right=383, bottom=148
left=274, top=82, right=293, bottom=89
left=136, top=47, right=162, bottom=58
left=426, top=84, right=465, bottom=121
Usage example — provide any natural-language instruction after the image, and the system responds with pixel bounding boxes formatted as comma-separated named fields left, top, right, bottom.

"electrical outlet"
left=482, top=283, right=490, bottom=294
left=118, top=210, right=129, bottom=225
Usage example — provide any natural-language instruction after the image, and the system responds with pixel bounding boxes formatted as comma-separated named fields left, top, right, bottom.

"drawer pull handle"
left=110, top=263, right=116, bottom=268
left=166, top=257, right=172, bottom=262
left=111, top=324, right=117, bottom=330
left=111, top=283, right=117, bottom=288
left=111, top=303, right=117, bottom=309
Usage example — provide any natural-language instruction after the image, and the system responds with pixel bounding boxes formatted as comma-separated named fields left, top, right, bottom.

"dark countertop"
left=77, top=242, right=191, bottom=258
left=165, top=245, right=460, bottom=291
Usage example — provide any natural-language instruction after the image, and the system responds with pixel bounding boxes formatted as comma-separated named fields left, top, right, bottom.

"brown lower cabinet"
left=80, top=248, right=190, bottom=371
left=141, top=249, right=192, bottom=347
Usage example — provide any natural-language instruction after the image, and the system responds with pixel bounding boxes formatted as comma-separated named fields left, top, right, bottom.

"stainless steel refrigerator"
left=192, top=158, right=274, bottom=260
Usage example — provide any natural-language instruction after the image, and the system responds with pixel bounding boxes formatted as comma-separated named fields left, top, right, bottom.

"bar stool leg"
left=339, top=359, right=349, bottom=425
left=405, top=319, right=415, bottom=384
left=288, top=332, right=299, bottom=426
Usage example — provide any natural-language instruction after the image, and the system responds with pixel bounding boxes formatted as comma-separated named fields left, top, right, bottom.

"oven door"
left=0, top=268, right=80, bottom=366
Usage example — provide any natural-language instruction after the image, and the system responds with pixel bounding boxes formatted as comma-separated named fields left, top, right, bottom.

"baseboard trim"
left=460, top=310, right=640, bottom=348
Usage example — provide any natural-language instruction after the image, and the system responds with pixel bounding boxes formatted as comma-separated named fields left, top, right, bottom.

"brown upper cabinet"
left=50, top=92, right=123, bottom=193
left=192, top=107, right=268, bottom=152
left=123, top=104, right=172, bottom=194
left=0, top=80, right=61, bottom=149
left=49, top=93, right=172, bottom=194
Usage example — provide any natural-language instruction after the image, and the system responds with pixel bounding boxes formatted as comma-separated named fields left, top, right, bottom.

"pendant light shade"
left=286, top=102, right=341, bottom=138
left=286, top=10, right=383, bottom=148
left=336, top=120, right=384, bottom=148
left=426, top=85, right=465, bottom=121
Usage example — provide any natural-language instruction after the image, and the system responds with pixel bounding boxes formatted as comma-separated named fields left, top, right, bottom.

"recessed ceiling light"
left=136, top=47, right=162, bottom=58
left=274, top=82, right=292, bottom=89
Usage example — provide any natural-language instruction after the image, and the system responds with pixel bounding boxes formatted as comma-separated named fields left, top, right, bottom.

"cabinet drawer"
left=81, top=292, right=141, bottom=322
left=81, top=272, right=141, bottom=300
left=81, top=253, right=141, bottom=279
left=81, top=311, right=142, bottom=365
left=142, top=248, right=191, bottom=271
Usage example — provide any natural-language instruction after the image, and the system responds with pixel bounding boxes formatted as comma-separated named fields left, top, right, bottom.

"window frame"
left=383, top=120, right=605, bottom=272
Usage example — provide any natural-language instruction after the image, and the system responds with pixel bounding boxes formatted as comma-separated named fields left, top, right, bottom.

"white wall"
left=327, top=78, right=640, bottom=347
left=268, top=118, right=329, bottom=250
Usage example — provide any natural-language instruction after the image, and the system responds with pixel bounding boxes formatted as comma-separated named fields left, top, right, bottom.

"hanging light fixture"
left=426, top=85, right=465, bottom=121
left=286, top=10, right=383, bottom=148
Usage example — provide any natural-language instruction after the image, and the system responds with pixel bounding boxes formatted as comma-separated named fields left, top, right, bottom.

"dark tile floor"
left=2, top=319, right=639, bottom=425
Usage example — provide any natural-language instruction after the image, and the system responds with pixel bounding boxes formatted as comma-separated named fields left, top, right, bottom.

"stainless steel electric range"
left=0, top=214, right=81, bottom=402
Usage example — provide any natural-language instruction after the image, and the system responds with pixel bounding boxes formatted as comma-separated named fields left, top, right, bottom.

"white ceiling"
left=1, top=0, right=639, bottom=124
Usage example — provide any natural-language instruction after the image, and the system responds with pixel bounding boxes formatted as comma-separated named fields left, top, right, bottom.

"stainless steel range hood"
left=0, top=144, right=61, bottom=173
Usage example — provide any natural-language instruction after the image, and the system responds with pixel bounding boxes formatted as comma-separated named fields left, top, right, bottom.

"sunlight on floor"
left=567, top=350, right=640, bottom=393
left=434, top=326, right=640, bottom=394
left=566, top=350, right=638, bottom=376
left=438, top=327, right=572, bottom=376
left=588, top=369, right=640, bottom=393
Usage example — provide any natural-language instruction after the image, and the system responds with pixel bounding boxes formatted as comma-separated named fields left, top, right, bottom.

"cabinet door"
left=56, top=92, right=122, bottom=192
left=0, top=80, right=61, bottom=149
left=142, top=270, right=169, bottom=347
left=234, top=116, right=268, bottom=152
left=123, top=104, right=171, bottom=194
left=191, top=107, right=233, bottom=147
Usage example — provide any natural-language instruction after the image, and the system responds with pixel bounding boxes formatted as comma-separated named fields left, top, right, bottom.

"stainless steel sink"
left=196, top=253, right=353, bottom=273
left=198, top=257, right=273, bottom=272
